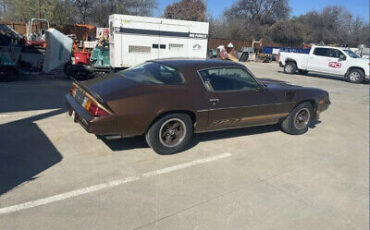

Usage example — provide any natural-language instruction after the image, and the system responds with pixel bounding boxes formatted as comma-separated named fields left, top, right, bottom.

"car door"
left=328, top=49, right=348, bottom=75
left=307, top=47, right=333, bottom=73
left=198, top=67, right=287, bottom=130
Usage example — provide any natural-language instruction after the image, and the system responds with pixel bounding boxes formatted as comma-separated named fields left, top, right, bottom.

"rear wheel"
left=281, top=102, right=313, bottom=135
left=284, top=62, right=297, bottom=74
left=347, top=69, right=364, bottom=83
left=145, top=113, right=193, bottom=154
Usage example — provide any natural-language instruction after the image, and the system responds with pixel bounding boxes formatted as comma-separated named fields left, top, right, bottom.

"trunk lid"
left=79, top=74, right=139, bottom=102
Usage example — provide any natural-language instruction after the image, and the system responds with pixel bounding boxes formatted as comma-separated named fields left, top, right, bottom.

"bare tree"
left=73, top=0, right=96, bottom=24
left=295, top=6, right=369, bottom=46
left=163, top=0, right=207, bottom=22
left=225, top=0, right=290, bottom=25
left=91, top=0, right=157, bottom=26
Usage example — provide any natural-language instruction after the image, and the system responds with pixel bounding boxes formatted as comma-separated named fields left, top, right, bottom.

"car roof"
left=149, top=58, right=245, bottom=70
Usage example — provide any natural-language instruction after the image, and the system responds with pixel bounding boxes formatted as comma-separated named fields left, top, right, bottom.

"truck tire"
left=284, top=62, right=297, bottom=74
left=347, top=69, right=365, bottom=84
left=145, top=113, right=193, bottom=154
left=281, top=102, right=313, bottom=135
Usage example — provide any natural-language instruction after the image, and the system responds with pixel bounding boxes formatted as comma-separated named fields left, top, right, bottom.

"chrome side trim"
left=196, top=102, right=284, bottom=113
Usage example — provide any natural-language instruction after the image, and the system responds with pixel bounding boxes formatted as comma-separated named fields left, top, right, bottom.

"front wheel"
left=347, top=69, right=364, bottom=83
left=146, top=113, right=193, bottom=154
left=281, top=102, right=313, bottom=135
left=284, top=62, right=297, bottom=74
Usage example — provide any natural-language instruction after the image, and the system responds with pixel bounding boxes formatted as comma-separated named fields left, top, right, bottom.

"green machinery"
left=90, top=46, right=110, bottom=68
left=0, top=24, right=23, bottom=80
left=66, top=45, right=111, bottom=80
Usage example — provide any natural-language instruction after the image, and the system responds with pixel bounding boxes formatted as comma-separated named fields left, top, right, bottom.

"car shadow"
left=0, top=109, right=64, bottom=195
left=185, top=124, right=281, bottom=151
left=102, top=124, right=283, bottom=153
left=100, top=136, right=149, bottom=151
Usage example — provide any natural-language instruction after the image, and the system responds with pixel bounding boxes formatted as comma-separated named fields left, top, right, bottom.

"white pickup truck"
left=279, top=45, right=370, bottom=83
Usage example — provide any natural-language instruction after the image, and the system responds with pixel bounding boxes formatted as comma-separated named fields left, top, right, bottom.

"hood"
left=79, top=73, right=140, bottom=102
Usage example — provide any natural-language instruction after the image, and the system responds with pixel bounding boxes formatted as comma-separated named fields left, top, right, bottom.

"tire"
left=284, top=62, right=297, bottom=74
left=281, top=102, right=313, bottom=135
left=64, top=62, right=72, bottom=78
left=298, top=70, right=309, bottom=75
left=145, top=113, right=193, bottom=154
left=347, top=69, right=364, bottom=84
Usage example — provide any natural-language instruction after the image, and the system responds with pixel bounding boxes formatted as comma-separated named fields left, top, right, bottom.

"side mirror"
left=255, top=84, right=264, bottom=92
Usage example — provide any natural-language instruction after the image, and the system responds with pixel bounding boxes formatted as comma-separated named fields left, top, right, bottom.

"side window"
left=199, top=68, right=259, bottom=92
left=313, top=48, right=330, bottom=57
left=330, top=49, right=346, bottom=60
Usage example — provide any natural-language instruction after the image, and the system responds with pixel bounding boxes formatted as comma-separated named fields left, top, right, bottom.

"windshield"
left=119, top=62, right=185, bottom=85
left=343, top=50, right=360, bottom=58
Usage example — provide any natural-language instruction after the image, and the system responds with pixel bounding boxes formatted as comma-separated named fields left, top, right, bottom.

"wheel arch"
left=146, top=110, right=196, bottom=133
left=285, top=58, right=297, bottom=65
left=346, top=66, right=365, bottom=76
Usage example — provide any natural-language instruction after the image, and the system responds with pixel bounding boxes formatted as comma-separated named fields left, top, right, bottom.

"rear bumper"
left=65, top=94, right=94, bottom=132
left=65, top=94, right=119, bottom=135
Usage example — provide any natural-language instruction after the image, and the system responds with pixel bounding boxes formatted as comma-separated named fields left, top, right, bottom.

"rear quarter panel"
left=105, top=68, right=208, bottom=137
left=280, top=52, right=309, bottom=70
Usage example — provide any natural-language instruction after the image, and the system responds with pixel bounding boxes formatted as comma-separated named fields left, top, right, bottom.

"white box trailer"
left=109, top=14, right=209, bottom=68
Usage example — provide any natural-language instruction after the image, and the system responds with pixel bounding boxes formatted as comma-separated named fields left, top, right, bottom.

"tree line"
left=1, top=0, right=368, bottom=47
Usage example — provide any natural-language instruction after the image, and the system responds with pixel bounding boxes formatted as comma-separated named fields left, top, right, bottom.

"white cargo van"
left=109, top=14, right=209, bottom=69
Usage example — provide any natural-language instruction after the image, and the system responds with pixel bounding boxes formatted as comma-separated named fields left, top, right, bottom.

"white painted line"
left=143, top=152, right=232, bottom=177
left=0, top=153, right=232, bottom=215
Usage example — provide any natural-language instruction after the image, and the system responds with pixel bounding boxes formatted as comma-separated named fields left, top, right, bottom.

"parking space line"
left=0, top=152, right=232, bottom=215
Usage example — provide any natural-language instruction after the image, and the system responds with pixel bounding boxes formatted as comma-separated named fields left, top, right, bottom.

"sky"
left=156, top=0, right=370, bottom=22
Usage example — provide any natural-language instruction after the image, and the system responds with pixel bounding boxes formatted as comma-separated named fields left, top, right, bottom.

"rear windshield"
left=120, top=62, right=185, bottom=85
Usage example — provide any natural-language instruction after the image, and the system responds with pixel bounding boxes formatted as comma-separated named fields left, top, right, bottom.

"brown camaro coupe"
left=66, top=59, right=330, bottom=154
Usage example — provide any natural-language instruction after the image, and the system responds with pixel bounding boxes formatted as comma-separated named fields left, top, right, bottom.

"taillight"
left=88, top=103, right=109, bottom=116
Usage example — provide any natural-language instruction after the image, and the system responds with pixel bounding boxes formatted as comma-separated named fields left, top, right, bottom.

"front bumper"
left=315, top=97, right=331, bottom=119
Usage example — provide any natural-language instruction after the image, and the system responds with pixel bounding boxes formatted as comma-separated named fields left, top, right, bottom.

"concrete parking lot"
left=0, top=63, right=368, bottom=230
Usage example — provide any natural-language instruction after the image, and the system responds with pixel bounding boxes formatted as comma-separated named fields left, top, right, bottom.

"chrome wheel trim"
left=286, top=64, right=293, bottom=73
left=349, top=72, right=361, bottom=82
left=159, top=118, right=187, bottom=148
left=294, top=108, right=310, bottom=130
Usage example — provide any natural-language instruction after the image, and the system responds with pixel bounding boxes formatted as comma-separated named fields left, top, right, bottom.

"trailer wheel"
left=64, top=62, right=72, bottom=78
left=284, top=62, right=297, bottom=74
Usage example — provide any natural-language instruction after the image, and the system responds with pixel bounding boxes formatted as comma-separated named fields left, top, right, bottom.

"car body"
left=66, top=59, right=330, bottom=154
left=279, top=45, right=370, bottom=83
